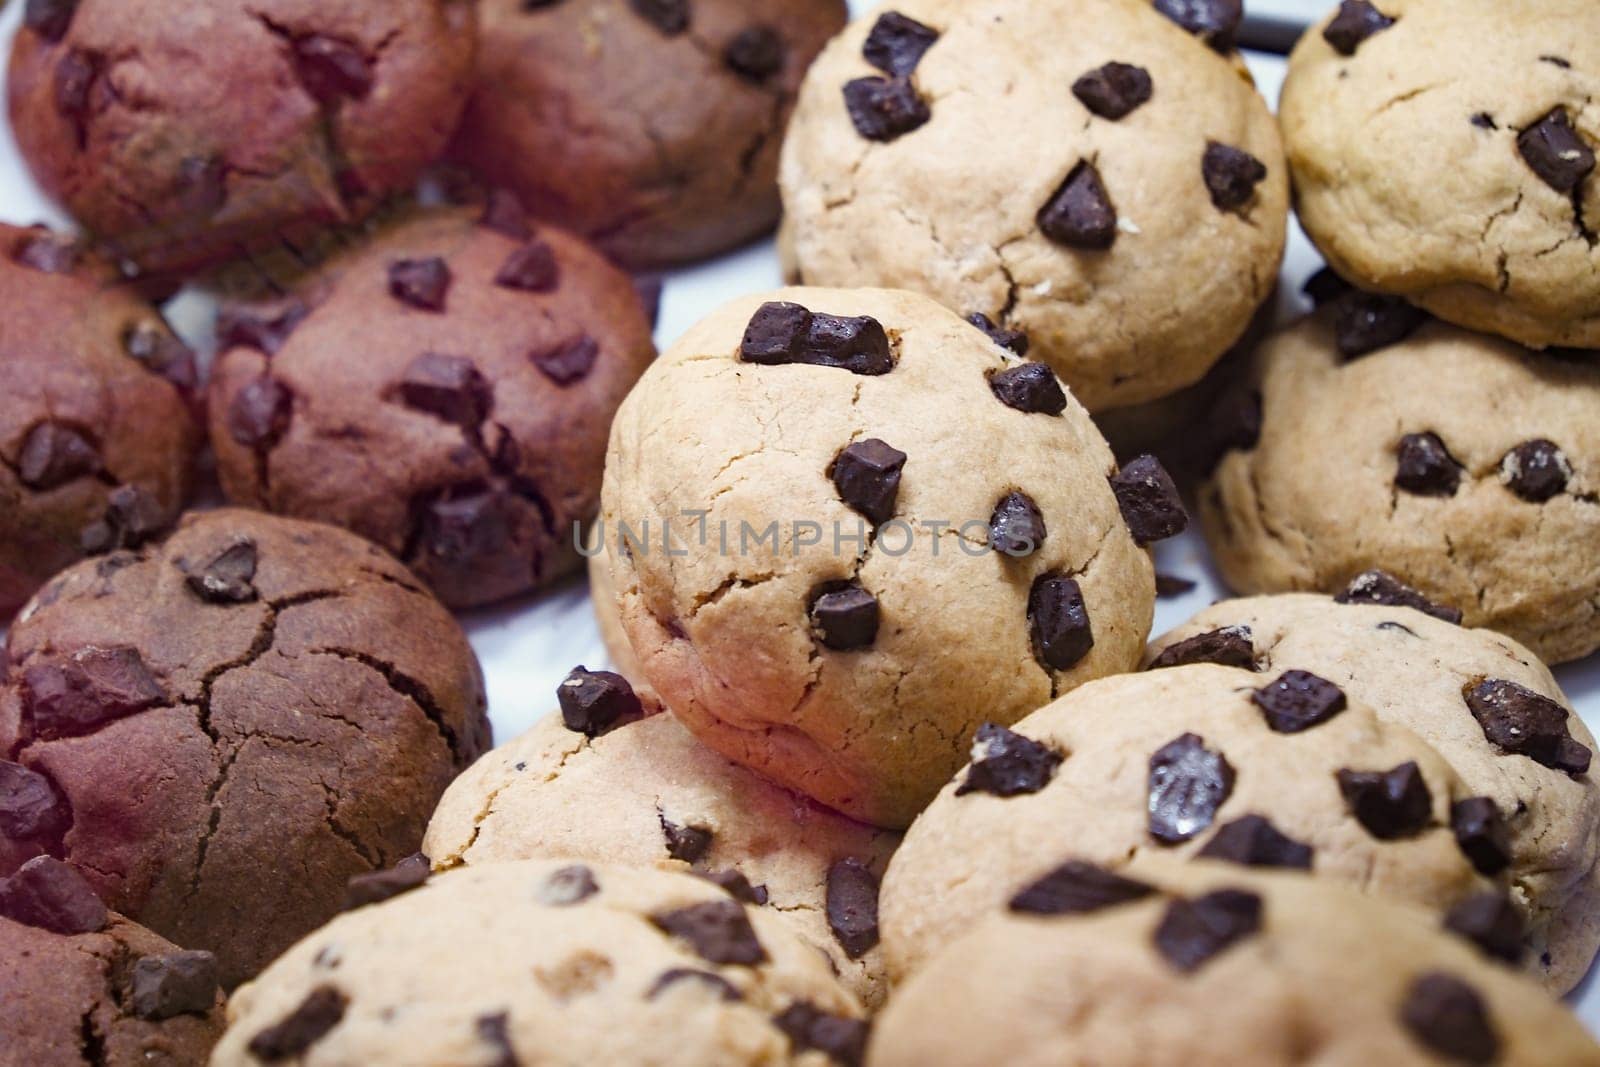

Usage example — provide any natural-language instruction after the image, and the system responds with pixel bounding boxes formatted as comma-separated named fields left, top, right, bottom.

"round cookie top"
left=778, top=0, right=1287, bottom=412
left=1, top=857, right=225, bottom=1065
left=213, top=860, right=868, bottom=1067
left=870, top=859, right=1600, bottom=1067
left=1281, top=0, right=1600, bottom=349
left=880, top=663, right=1492, bottom=982
left=0, top=222, right=199, bottom=619
left=424, top=694, right=899, bottom=1006
left=601, top=286, right=1167, bottom=828
left=1147, top=590, right=1600, bottom=991
left=8, top=0, right=476, bottom=276
left=0, top=508, right=490, bottom=987
left=1198, top=305, right=1600, bottom=664
left=208, top=203, right=655, bottom=609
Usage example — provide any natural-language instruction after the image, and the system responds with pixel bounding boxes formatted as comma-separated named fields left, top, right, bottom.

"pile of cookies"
left=3, top=0, right=1600, bottom=1064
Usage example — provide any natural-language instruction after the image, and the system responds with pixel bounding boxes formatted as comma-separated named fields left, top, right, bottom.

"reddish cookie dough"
left=208, top=202, right=656, bottom=609
left=451, top=0, right=849, bottom=268
left=8, top=0, right=476, bottom=276
left=0, top=509, right=491, bottom=988
left=0, top=222, right=199, bottom=621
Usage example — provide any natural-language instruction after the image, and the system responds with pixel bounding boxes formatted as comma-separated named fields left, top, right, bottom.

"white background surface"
left=3, top=0, right=1598, bottom=1025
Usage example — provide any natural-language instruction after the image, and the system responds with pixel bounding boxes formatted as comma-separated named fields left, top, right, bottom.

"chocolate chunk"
left=1541, top=54, right=1572, bottom=68
left=25, top=0, right=79, bottom=42
left=1499, top=439, right=1570, bottom=502
left=1073, top=62, right=1152, bottom=120
left=1008, top=860, right=1154, bottom=915
left=415, top=487, right=512, bottom=565
left=531, top=336, right=600, bottom=386
left=1148, top=733, right=1235, bottom=844
left=989, top=362, right=1067, bottom=415
left=1148, top=625, right=1257, bottom=671
left=480, top=189, right=533, bottom=240
left=1029, top=574, right=1094, bottom=671
left=1322, top=0, right=1395, bottom=55
left=1338, top=761, right=1433, bottom=839
left=648, top=968, right=741, bottom=1002
left=248, top=985, right=348, bottom=1061
left=54, top=48, right=97, bottom=125
left=124, top=322, right=199, bottom=393
left=216, top=302, right=308, bottom=355
left=1394, top=432, right=1462, bottom=496
left=956, top=722, right=1061, bottom=797
left=227, top=377, right=293, bottom=449
left=1037, top=161, right=1117, bottom=250
left=556, top=666, right=643, bottom=737
left=1333, top=291, right=1427, bottom=358
left=130, top=951, right=220, bottom=1020
left=1400, top=973, right=1500, bottom=1065
left=650, top=899, right=767, bottom=965
left=773, top=1003, right=869, bottom=1067
left=475, top=1012, right=520, bottom=1067
left=343, top=852, right=430, bottom=911
left=1444, top=893, right=1524, bottom=965
left=989, top=490, right=1047, bottom=556
left=661, top=815, right=713, bottom=865
left=398, top=353, right=494, bottom=430
left=291, top=35, right=373, bottom=103
left=1517, top=108, right=1595, bottom=194
left=1471, top=112, right=1498, bottom=131
left=12, top=227, right=80, bottom=274
left=1152, top=889, right=1262, bottom=972
left=538, top=865, right=599, bottom=906
left=1464, top=678, right=1590, bottom=775
left=80, top=485, right=164, bottom=554
left=22, top=646, right=166, bottom=741
left=1197, top=814, right=1314, bottom=869
left=1202, top=142, right=1267, bottom=212
left=809, top=583, right=880, bottom=651
left=1209, top=389, right=1262, bottom=458
left=740, top=301, right=812, bottom=362
left=825, top=858, right=879, bottom=959
left=388, top=257, right=452, bottom=312
left=830, top=439, right=906, bottom=525
left=862, top=11, right=939, bottom=76
left=1155, top=573, right=1197, bottom=598
left=966, top=312, right=1029, bottom=355
left=1252, top=670, right=1348, bottom=733
left=0, top=761, right=68, bottom=841
left=1450, top=797, right=1512, bottom=877
left=696, top=869, right=768, bottom=906
left=0, top=856, right=106, bottom=934
left=843, top=76, right=929, bottom=142
left=1335, top=569, right=1463, bottom=623
left=739, top=303, right=894, bottom=375
left=1154, top=0, right=1242, bottom=51
left=17, top=422, right=100, bottom=491
left=1109, top=454, right=1188, bottom=545
left=186, top=539, right=259, bottom=604
left=495, top=241, right=560, bottom=292
left=724, top=26, right=784, bottom=82
left=630, top=0, right=688, bottom=36
left=1303, top=266, right=1353, bottom=307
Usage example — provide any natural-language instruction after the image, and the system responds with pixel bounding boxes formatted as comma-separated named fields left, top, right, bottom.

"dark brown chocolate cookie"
left=451, top=0, right=848, bottom=268
left=0, top=509, right=491, bottom=987
left=207, top=204, right=655, bottom=608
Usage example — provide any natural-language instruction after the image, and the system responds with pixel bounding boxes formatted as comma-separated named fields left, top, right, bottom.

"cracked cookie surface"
left=1281, top=0, right=1600, bottom=349
left=451, top=0, right=847, bottom=269
left=0, top=222, right=199, bottom=621
left=601, top=286, right=1157, bottom=828
left=214, top=860, right=867, bottom=1066
left=208, top=204, right=655, bottom=609
left=778, top=0, right=1287, bottom=412
left=7, top=0, right=476, bottom=276
left=0, top=508, right=491, bottom=988
left=1199, top=306, right=1600, bottom=664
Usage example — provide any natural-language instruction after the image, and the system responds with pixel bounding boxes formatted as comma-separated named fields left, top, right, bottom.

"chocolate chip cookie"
left=1281, top=0, right=1600, bottom=349
left=451, top=0, right=848, bottom=268
left=601, top=287, right=1174, bottom=828
left=424, top=684, right=899, bottom=1006
left=871, top=860, right=1600, bottom=1066
left=1, top=856, right=225, bottom=1065
left=588, top=542, right=658, bottom=702
left=1199, top=303, right=1600, bottom=663
left=208, top=203, right=655, bottom=608
left=778, top=0, right=1287, bottom=412
left=881, top=663, right=1493, bottom=982
left=0, top=222, right=199, bottom=620
left=212, top=860, right=868, bottom=1066
left=9, top=0, right=476, bottom=276
left=0, top=509, right=491, bottom=987
left=1147, top=590, right=1600, bottom=991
